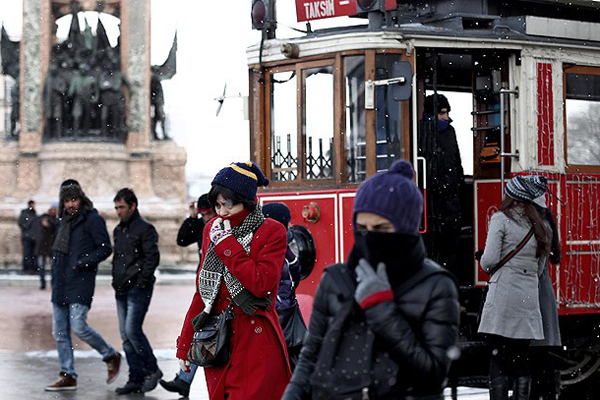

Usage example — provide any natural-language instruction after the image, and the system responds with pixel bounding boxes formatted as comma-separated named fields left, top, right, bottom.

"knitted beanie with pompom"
left=352, top=160, right=423, bottom=235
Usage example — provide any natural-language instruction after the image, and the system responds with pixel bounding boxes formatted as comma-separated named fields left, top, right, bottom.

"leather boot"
left=103, top=352, right=122, bottom=384
left=490, top=375, right=509, bottom=400
left=514, top=376, right=531, bottom=400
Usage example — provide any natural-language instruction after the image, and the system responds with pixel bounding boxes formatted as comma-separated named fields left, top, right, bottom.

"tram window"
left=303, top=66, right=334, bottom=179
left=566, top=72, right=600, bottom=166
left=375, top=54, right=404, bottom=172
left=344, top=56, right=367, bottom=183
left=270, top=71, right=298, bottom=181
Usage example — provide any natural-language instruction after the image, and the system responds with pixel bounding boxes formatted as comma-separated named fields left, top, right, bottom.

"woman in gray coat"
left=478, top=175, right=552, bottom=400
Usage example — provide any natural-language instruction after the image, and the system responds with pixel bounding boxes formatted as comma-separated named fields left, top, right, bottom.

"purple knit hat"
left=352, top=160, right=423, bottom=235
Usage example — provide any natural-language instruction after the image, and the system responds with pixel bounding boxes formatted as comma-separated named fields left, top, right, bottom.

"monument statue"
left=1, top=24, right=20, bottom=139
left=150, top=32, right=177, bottom=141
left=39, top=1, right=131, bottom=141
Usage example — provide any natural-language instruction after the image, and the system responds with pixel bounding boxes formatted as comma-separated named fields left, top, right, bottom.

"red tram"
left=248, top=0, right=600, bottom=393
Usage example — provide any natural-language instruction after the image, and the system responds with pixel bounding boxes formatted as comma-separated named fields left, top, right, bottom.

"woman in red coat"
left=176, top=161, right=291, bottom=399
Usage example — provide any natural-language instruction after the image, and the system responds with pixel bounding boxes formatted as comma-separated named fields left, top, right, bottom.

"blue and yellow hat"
left=211, top=161, right=270, bottom=201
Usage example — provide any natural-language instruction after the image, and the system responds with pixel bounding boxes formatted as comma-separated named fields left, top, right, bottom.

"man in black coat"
left=111, top=188, right=162, bottom=395
left=45, top=180, right=121, bottom=392
left=18, top=199, right=37, bottom=274
left=418, top=94, right=464, bottom=277
left=282, top=160, right=460, bottom=400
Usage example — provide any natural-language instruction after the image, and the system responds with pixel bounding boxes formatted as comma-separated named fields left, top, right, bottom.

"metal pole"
left=499, top=88, right=519, bottom=202
left=500, top=89, right=505, bottom=203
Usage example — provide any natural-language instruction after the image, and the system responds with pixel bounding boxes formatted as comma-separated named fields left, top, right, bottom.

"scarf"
left=194, top=206, right=271, bottom=328
left=350, top=231, right=426, bottom=288
left=52, top=212, right=77, bottom=255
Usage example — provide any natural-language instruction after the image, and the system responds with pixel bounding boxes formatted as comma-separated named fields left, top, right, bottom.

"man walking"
left=18, top=199, right=37, bottom=274
left=45, top=180, right=121, bottom=391
left=112, top=188, right=162, bottom=394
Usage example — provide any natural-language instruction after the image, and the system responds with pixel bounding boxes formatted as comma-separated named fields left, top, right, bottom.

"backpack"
left=309, top=262, right=442, bottom=399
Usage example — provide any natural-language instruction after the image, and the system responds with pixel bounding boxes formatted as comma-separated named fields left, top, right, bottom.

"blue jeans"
left=52, top=303, right=116, bottom=378
left=178, top=363, right=198, bottom=384
left=116, top=286, right=158, bottom=384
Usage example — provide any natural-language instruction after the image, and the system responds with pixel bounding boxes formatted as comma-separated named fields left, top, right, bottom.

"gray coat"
left=531, top=224, right=562, bottom=347
left=478, top=210, right=544, bottom=340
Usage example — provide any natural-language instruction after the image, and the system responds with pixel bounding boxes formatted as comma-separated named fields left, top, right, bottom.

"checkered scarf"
left=197, top=206, right=267, bottom=321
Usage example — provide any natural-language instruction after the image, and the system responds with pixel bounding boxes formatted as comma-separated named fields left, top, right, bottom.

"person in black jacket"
left=282, top=160, right=460, bottom=400
left=45, top=180, right=121, bottom=392
left=159, top=193, right=216, bottom=397
left=418, top=94, right=464, bottom=278
left=111, top=188, right=162, bottom=395
left=18, top=199, right=37, bottom=274
left=34, top=202, right=58, bottom=289
left=176, top=193, right=216, bottom=254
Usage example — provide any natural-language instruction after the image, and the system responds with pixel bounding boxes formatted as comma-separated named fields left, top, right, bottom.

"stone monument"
left=0, top=0, right=191, bottom=268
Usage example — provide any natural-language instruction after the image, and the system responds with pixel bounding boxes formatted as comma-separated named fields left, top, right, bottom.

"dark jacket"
left=176, top=217, right=204, bottom=249
left=418, top=119, right=463, bottom=219
left=34, top=213, right=58, bottom=257
left=276, top=246, right=302, bottom=309
left=51, top=208, right=112, bottom=307
left=283, top=244, right=460, bottom=399
left=18, top=208, right=37, bottom=241
left=112, top=210, right=160, bottom=294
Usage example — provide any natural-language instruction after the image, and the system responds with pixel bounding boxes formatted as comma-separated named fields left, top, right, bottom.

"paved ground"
left=0, top=274, right=489, bottom=399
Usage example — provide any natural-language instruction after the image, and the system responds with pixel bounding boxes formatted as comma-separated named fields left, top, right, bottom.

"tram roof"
left=248, top=1, right=600, bottom=65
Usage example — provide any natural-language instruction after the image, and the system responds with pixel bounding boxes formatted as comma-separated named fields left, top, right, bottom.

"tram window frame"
left=564, top=65, right=600, bottom=172
left=253, top=49, right=411, bottom=189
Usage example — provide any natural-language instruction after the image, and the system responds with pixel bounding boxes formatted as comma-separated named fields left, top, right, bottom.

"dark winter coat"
left=112, top=210, right=160, bottom=294
left=283, top=244, right=460, bottom=399
left=34, top=213, right=58, bottom=257
left=176, top=216, right=205, bottom=249
left=276, top=246, right=302, bottom=309
left=418, top=119, right=463, bottom=219
left=51, top=208, right=112, bottom=307
left=18, top=208, right=37, bottom=241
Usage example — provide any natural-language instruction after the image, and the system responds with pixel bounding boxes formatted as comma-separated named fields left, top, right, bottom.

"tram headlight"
left=357, top=0, right=384, bottom=12
left=251, top=0, right=275, bottom=31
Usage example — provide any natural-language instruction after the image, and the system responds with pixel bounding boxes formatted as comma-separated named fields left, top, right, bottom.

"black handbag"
left=188, top=305, right=234, bottom=367
left=277, top=299, right=308, bottom=350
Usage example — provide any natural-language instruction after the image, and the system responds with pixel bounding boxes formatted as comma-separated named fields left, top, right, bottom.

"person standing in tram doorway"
left=418, top=94, right=464, bottom=278
left=176, top=161, right=291, bottom=399
left=282, top=160, right=460, bottom=400
left=478, top=175, right=552, bottom=400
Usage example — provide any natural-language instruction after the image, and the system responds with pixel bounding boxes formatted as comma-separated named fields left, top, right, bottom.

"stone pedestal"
left=0, top=0, right=191, bottom=269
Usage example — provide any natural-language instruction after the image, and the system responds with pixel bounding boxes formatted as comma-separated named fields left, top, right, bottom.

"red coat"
left=177, top=210, right=291, bottom=399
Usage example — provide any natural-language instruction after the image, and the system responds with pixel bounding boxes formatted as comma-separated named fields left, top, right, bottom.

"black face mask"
left=353, top=230, right=424, bottom=286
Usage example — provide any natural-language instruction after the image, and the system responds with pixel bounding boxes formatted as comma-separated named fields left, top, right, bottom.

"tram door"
left=416, top=50, right=512, bottom=287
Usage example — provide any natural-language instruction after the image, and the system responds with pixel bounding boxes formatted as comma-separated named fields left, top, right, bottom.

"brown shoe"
left=45, top=372, right=77, bottom=391
left=103, top=352, right=122, bottom=384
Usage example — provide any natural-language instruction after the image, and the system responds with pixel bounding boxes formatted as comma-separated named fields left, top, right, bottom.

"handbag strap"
left=488, top=227, right=534, bottom=276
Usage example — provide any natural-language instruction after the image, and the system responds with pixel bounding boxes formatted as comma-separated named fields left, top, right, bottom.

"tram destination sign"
left=296, top=0, right=395, bottom=22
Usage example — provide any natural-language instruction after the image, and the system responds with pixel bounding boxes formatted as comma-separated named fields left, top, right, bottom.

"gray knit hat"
left=505, top=175, right=548, bottom=203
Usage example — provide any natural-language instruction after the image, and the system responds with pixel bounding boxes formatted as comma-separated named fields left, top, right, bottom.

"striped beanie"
left=505, top=175, right=548, bottom=203
left=211, top=161, right=269, bottom=201
left=353, top=160, right=423, bottom=236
